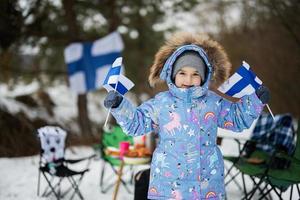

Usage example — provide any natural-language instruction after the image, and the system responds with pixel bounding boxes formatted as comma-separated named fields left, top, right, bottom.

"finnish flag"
left=64, top=32, right=124, bottom=94
left=103, top=57, right=134, bottom=95
left=218, top=61, right=262, bottom=98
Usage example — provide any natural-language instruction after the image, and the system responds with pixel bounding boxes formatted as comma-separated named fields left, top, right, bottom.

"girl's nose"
left=185, top=76, right=192, bottom=85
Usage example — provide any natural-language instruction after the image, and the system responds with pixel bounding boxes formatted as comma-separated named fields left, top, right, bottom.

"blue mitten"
left=104, top=91, right=123, bottom=108
left=255, top=85, right=270, bottom=104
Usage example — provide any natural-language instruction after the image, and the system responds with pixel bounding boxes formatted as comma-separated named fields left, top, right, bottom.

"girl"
left=104, top=32, right=269, bottom=200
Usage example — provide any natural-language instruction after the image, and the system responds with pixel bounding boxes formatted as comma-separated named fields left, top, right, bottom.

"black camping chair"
left=37, top=126, right=95, bottom=200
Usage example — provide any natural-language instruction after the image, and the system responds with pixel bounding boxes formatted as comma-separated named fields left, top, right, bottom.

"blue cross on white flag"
left=103, top=57, right=134, bottom=95
left=218, top=61, right=262, bottom=98
left=64, top=31, right=124, bottom=94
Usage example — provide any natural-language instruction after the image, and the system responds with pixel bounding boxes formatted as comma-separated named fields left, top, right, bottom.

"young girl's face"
left=174, top=66, right=202, bottom=88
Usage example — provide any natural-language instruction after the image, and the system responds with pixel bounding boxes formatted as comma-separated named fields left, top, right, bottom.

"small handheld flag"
left=218, top=61, right=262, bottom=98
left=218, top=61, right=274, bottom=119
left=102, top=57, right=134, bottom=95
left=103, top=57, right=134, bottom=127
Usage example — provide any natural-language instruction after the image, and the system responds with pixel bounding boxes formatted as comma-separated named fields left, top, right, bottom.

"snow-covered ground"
left=1, top=132, right=298, bottom=200
left=0, top=146, right=137, bottom=200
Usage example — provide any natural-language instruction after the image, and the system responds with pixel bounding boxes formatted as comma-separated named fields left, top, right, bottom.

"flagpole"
left=266, top=104, right=275, bottom=120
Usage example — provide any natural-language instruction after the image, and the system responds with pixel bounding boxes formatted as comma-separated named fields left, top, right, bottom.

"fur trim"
left=148, top=32, right=231, bottom=88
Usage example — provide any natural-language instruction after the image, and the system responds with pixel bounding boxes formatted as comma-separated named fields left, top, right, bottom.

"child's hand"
left=255, top=85, right=270, bottom=104
left=104, top=91, right=123, bottom=108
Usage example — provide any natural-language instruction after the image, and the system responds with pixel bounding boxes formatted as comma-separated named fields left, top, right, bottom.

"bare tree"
left=62, top=0, right=92, bottom=136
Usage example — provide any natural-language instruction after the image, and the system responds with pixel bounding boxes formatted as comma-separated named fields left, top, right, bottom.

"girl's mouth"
left=182, top=85, right=193, bottom=88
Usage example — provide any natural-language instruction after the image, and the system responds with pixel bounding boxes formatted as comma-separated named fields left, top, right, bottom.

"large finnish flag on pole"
left=218, top=61, right=262, bottom=98
left=103, top=57, right=134, bottom=95
left=64, top=32, right=124, bottom=94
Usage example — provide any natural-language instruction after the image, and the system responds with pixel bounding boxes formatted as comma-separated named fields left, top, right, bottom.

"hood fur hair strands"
left=148, top=32, right=232, bottom=89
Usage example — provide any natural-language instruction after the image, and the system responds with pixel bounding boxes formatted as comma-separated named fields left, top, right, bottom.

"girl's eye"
left=179, top=72, right=185, bottom=75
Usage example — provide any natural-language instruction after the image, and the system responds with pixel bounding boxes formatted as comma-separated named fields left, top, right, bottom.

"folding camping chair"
left=224, top=113, right=299, bottom=199
left=37, top=126, right=94, bottom=200
left=98, top=125, right=135, bottom=193
left=241, top=118, right=300, bottom=200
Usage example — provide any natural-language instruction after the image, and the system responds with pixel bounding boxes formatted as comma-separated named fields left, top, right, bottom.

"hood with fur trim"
left=148, top=32, right=231, bottom=89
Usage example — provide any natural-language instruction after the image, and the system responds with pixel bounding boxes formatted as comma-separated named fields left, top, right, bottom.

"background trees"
left=1, top=0, right=299, bottom=120
left=0, top=0, right=299, bottom=156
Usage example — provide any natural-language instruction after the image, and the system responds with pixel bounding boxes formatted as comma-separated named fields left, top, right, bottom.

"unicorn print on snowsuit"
left=108, top=32, right=265, bottom=199
left=163, top=111, right=182, bottom=135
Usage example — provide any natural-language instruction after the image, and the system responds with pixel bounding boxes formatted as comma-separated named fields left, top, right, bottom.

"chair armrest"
left=64, top=154, right=96, bottom=164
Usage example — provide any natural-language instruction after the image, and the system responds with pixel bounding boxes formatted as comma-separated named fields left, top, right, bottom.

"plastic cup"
left=119, top=141, right=130, bottom=158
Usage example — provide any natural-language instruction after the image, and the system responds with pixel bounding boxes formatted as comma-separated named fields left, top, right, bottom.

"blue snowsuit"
left=110, top=45, right=264, bottom=199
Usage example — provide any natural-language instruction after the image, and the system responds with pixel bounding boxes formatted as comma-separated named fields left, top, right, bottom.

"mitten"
left=104, top=91, right=123, bottom=108
left=255, top=85, right=270, bottom=104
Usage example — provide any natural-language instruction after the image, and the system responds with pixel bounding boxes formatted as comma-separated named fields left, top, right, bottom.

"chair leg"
left=241, top=173, right=249, bottom=199
left=289, top=185, right=293, bottom=200
left=42, top=176, right=63, bottom=198
left=60, top=172, right=85, bottom=199
left=100, top=162, right=118, bottom=193
left=41, top=176, right=52, bottom=197
left=117, top=165, right=134, bottom=193
left=257, top=181, right=272, bottom=200
left=272, top=187, right=284, bottom=200
left=296, top=184, right=300, bottom=197
left=67, top=176, right=84, bottom=200
left=130, top=165, right=134, bottom=185
left=37, top=169, right=41, bottom=196
left=224, top=154, right=244, bottom=190
left=242, top=176, right=265, bottom=200
left=100, top=161, right=106, bottom=192
left=41, top=172, right=61, bottom=199
left=267, top=188, right=272, bottom=200
left=254, top=179, right=273, bottom=200
left=100, top=162, right=134, bottom=194
left=259, top=182, right=284, bottom=200
left=58, top=178, right=61, bottom=199
left=119, top=177, right=133, bottom=194
left=224, top=157, right=240, bottom=180
left=42, top=174, right=75, bottom=200
left=110, top=164, right=133, bottom=193
left=225, top=170, right=243, bottom=191
left=258, top=185, right=273, bottom=200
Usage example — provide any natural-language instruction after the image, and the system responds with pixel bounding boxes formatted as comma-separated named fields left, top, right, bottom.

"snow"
left=1, top=136, right=297, bottom=199
left=0, top=146, right=146, bottom=200
left=0, top=81, right=138, bottom=128
left=0, top=81, right=40, bottom=115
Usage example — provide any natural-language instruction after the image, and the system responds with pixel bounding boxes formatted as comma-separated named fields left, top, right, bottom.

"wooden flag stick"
left=103, top=107, right=111, bottom=128
left=103, top=81, right=120, bottom=128
left=266, top=104, right=275, bottom=120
